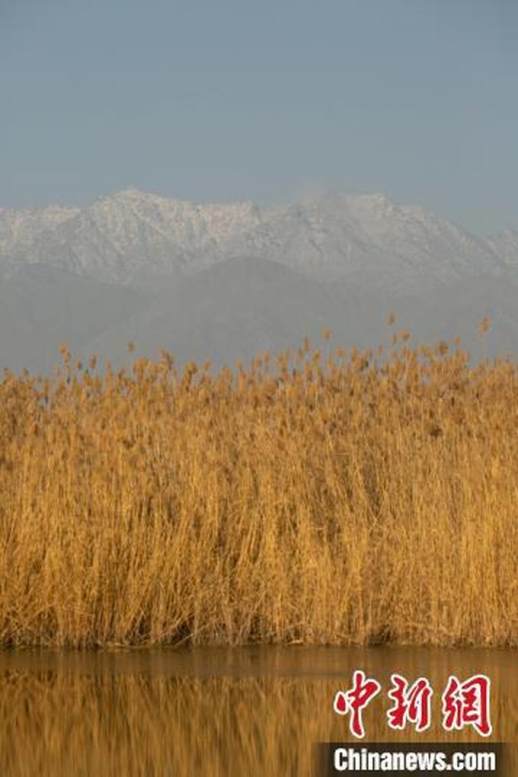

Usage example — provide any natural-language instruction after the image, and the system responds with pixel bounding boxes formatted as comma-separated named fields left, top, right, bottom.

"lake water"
left=0, top=647, right=515, bottom=776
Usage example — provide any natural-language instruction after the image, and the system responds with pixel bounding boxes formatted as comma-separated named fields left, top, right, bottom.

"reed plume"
left=0, top=336, right=516, bottom=647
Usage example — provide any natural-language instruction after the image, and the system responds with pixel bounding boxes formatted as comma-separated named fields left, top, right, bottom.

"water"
left=0, top=647, right=515, bottom=776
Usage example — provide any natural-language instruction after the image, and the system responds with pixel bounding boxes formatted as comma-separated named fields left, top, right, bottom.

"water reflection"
left=0, top=648, right=515, bottom=776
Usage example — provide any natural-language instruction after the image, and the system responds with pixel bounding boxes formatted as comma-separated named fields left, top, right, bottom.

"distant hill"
left=0, top=190, right=516, bottom=372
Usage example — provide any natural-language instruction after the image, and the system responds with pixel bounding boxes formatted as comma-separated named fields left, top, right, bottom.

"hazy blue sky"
left=1, top=0, right=517, bottom=233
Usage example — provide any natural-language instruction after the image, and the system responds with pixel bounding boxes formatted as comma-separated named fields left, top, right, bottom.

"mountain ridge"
left=0, top=189, right=514, bottom=290
left=0, top=189, right=516, bottom=372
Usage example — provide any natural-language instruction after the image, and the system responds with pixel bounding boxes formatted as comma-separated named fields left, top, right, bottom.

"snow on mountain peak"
left=0, top=189, right=512, bottom=290
left=487, top=228, right=518, bottom=269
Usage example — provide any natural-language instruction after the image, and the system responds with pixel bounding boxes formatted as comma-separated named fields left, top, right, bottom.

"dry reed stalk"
left=0, top=337, right=516, bottom=648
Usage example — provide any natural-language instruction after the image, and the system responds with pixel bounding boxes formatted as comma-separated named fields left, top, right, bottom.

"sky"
left=1, top=0, right=517, bottom=234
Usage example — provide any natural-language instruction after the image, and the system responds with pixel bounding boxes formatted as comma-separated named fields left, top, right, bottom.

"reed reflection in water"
left=0, top=648, right=515, bottom=777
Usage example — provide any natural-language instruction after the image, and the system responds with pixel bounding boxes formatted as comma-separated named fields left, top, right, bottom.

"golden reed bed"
left=0, top=333, right=516, bottom=647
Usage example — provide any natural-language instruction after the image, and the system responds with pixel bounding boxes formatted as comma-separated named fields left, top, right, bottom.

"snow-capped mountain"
left=229, top=193, right=505, bottom=291
left=0, top=188, right=516, bottom=372
left=0, top=190, right=263, bottom=284
left=0, top=189, right=511, bottom=290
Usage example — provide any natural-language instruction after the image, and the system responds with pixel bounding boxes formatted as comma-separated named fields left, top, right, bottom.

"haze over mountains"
left=0, top=189, right=517, bottom=372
